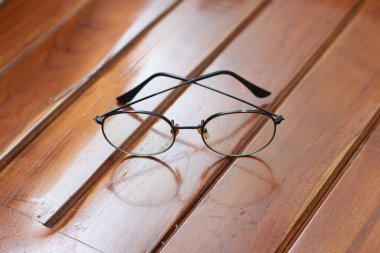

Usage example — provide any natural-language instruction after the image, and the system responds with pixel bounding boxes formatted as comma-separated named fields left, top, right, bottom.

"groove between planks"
left=289, top=118, right=380, bottom=253
left=0, top=0, right=179, bottom=169
left=0, top=0, right=269, bottom=234
left=275, top=1, right=371, bottom=251
left=155, top=1, right=366, bottom=251
left=282, top=110, right=380, bottom=253
left=48, top=0, right=366, bottom=252
left=0, top=0, right=92, bottom=76
left=0, top=205, right=100, bottom=252
left=159, top=0, right=376, bottom=251
left=48, top=0, right=271, bottom=229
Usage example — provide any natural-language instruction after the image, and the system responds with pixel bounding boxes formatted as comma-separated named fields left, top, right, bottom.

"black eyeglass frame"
left=95, top=70, right=284, bottom=157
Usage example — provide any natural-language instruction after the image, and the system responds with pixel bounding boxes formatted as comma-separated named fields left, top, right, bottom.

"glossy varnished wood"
left=0, top=0, right=267, bottom=229
left=0, top=0, right=177, bottom=167
left=160, top=0, right=380, bottom=252
left=0, top=0, right=90, bottom=74
left=1, top=0, right=379, bottom=252
left=289, top=123, right=380, bottom=253
left=52, top=0, right=363, bottom=252
left=0, top=205, right=97, bottom=252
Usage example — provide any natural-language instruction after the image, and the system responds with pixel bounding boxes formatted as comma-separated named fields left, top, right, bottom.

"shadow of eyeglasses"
left=107, top=153, right=276, bottom=209
left=108, top=156, right=182, bottom=206
left=207, top=156, right=279, bottom=208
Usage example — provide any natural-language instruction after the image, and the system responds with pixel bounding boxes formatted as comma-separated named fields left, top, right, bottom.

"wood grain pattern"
left=0, top=0, right=267, bottom=228
left=51, top=0, right=363, bottom=252
left=0, top=0, right=177, bottom=167
left=0, top=0, right=90, bottom=74
left=289, top=123, right=380, bottom=253
left=0, top=205, right=98, bottom=252
left=160, top=0, right=380, bottom=252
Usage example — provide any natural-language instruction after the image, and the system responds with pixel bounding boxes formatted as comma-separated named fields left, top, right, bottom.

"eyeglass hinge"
left=94, top=115, right=104, bottom=125
left=274, top=115, right=284, bottom=125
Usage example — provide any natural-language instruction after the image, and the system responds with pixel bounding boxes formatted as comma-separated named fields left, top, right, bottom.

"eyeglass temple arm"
left=106, top=73, right=281, bottom=120
left=116, top=70, right=271, bottom=104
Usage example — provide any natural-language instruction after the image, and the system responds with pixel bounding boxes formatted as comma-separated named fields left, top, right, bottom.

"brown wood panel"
left=0, top=0, right=90, bottom=74
left=0, top=0, right=267, bottom=227
left=52, top=0, right=362, bottom=252
left=160, top=0, right=380, bottom=252
left=289, top=123, right=380, bottom=253
left=0, top=205, right=98, bottom=252
left=0, top=0, right=178, bottom=167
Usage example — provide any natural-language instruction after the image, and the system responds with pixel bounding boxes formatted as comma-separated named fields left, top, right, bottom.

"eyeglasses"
left=94, top=70, right=284, bottom=157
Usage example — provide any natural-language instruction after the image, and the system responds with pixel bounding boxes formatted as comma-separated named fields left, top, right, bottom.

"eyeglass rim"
left=201, top=110, right=277, bottom=157
left=99, top=109, right=276, bottom=157
left=101, top=110, right=176, bottom=156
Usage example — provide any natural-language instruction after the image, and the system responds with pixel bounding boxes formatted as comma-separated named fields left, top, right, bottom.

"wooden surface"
left=56, top=0, right=364, bottom=252
left=0, top=0, right=267, bottom=227
left=289, top=124, right=380, bottom=253
left=0, top=0, right=379, bottom=252
left=0, top=0, right=90, bottom=74
left=0, top=0, right=177, bottom=167
left=161, top=0, right=380, bottom=252
left=0, top=205, right=97, bottom=252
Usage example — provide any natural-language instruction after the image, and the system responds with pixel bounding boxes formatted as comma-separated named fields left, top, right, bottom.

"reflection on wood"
left=0, top=0, right=379, bottom=251
left=0, top=0, right=267, bottom=230
left=55, top=0, right=363, bottom=252
left=0, top=0, right=177, bottom=167
left=0, top=0, right=90, bottom=74
left=160, top=0, right=380, bottom=252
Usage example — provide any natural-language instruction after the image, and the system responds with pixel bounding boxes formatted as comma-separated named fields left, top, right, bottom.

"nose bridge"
left=172, top=124, right=208, bottom=138
left=171, top=120, right=206, bottom=137
left=171, top=119, right=205, bottom=130
left=175, top=125, right=202, bottom=129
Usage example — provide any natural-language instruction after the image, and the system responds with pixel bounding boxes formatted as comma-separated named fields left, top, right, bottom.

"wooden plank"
left=160, top=0, right=380, bottom=252
left=52, top=0, right=363, bottom=252
left=0, top=0, right=90, bottom=74
left=289, top=123, right=380, bottom=253
left=0, top=0, right=178, bottom=167
left=0, top=0, right=267, bottom=227
left=0, top=205, right=98, bottom=252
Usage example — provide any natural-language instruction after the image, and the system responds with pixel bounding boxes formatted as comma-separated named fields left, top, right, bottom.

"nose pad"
left=171, top=124, right=179, bottom=137
left=197, top=128, right=209, bottom=139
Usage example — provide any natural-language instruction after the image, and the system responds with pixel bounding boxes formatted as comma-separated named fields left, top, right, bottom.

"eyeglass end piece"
left=94, top=115, right=104, bottom=125
left=274, top=115, right=284, bottom=125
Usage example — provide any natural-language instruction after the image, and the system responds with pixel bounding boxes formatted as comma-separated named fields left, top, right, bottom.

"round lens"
left=102, top=112, right=175, bottom=155
left=202, top=112, right=275, bottom=156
